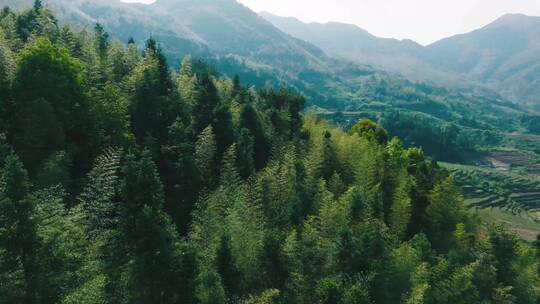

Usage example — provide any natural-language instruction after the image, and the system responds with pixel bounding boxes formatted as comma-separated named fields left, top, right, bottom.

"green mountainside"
left=258, top=10, right=540, bottom=234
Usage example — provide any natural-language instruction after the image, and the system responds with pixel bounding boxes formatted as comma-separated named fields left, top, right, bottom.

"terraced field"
left=443, top=162, right=540, bottom=240
left=486, top=149, right=540, bottom=174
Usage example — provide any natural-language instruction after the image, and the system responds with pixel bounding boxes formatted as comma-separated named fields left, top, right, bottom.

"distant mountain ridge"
left=3, top=0, right=328, bottom=67
left=262, top=12, right=540, bottom=106
left=426, top=13, right=540, bottom=105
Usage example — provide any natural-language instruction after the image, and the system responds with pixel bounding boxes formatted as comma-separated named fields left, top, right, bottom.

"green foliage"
left=0, top=27, right=14, bottom=114
left=426, top=177, right=470, bottom=251
left=195, top=126, right=217, bottom=185
left=0, top=154, right=38, bottom=303
left=239, top=103, right=271, bottom=170
left=117, top=151, right=196, bottom=303
left=350, top=119, right=388, bottom=145
left=0, top=8, right=537, bottom=304
left=12, top=37, right=96, bottom=174
left=79, top=147, right=122, bottom=238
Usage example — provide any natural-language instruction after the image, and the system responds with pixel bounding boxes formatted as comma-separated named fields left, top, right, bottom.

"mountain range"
left=7, top=0, right=539, bottom=107
left=262, top=12, right=540, bottom=107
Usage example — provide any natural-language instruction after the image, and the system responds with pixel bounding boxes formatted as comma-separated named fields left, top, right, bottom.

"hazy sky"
left=122, top=0, right=540, bottom=45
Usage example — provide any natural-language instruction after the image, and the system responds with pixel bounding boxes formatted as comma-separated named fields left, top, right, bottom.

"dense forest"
left=0, top=2, right=538, bottom=303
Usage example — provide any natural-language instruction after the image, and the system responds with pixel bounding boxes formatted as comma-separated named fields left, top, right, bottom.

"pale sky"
left=122, top=0, right=540, bottom=45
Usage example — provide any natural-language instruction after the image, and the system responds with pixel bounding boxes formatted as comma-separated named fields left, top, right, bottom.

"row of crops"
left=446, top=163, right=540, bottom=223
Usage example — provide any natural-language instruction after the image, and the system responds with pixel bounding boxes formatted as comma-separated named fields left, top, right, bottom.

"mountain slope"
left=426, top=14, right=540, bottom=105
left=260, top=12, right=430, bottom=76
left=262, top=12, right=540, bottom=106
left=4, top=0, right=328, bottom=69
left=3, top=0, right=387, bottom=107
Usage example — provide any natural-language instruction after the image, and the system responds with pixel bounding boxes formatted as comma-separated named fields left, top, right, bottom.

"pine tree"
left=219, top=144, right=241, bottom=193
left=261, top=230, right=288, bottom=291
left=162, top=119, right=202, bottom=234
left=0, top=11, right=22, bottom=50
left=34, top=0, right=43, bottom=10
left=232, top=74, right=242, bottom=97
left=227, top=176, right=265, bottom=290
left=16, top=1, right=59, bottom=42
left=0, top=28, right=14, bottom=92
left=320, top=131, right=339, bottom=181
left=130, top=50, right=167, bottom=143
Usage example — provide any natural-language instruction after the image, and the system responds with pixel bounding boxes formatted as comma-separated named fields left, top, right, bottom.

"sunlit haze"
left=121, top=0, right=540, bottom=45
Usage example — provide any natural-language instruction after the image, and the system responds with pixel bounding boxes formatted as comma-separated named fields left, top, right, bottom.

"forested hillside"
left=4, top=0, right=540, bottom=164
left=261, top=8, right=540, bottom=238
left=0, top=2, right=539, bottom=304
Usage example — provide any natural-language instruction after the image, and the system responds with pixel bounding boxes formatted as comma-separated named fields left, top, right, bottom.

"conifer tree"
left=144, top=37, right=172, bottom=95
left=261, top=230, right=288, bottom=291
left=192, top=70, right=220, bottom=133
left=0, top=154, right=39, bottom=303
left=16, top=1, right=59, bottom=42
left=117, top=151, right=196, bottom=303
left=58, top=25, right=81, bottom=56
left=195, top=126, right=217, bottom=185
left=130, top=49, right=166, bottom=144
left=178, top=56, right=198, bottom=110
left=93, top=23, right=109, bottom=58
left=239, top=103, right=270, bottom=170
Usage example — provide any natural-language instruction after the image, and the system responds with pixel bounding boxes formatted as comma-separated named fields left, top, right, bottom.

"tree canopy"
left=0, top=5, right=537, bottom=304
